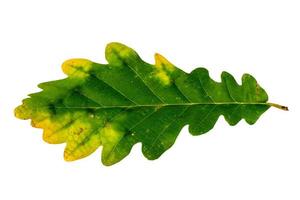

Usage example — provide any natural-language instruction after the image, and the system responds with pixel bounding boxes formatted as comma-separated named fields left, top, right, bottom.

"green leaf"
left=15, top=42, right=287, bottom=166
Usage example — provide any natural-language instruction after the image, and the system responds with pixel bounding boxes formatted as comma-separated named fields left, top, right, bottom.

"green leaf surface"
left=15, top=42, right=287, bottom=166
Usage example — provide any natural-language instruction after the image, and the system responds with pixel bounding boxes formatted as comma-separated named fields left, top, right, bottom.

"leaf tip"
left=64, top=150, right=77, bottom=162
left=105, top=42, right=138, bottom=66
left=101, top=157, right=115, bottom=166
left=154, top=53, right=175, bottom=72
left=14, top=104, right=30, bottom=120
left=62, top=58, right=93, bottom=78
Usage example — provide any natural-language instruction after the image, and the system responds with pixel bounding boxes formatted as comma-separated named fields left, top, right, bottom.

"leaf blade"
left=15, top=42, right=278, bottom=166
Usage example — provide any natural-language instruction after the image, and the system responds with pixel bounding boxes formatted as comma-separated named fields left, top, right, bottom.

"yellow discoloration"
left=68, top=120, right=91, bottom=138
left=155, top=71, right=171, bottom=85
left=32, top=118, right=52, bottom=129
left=42, top=113, right=73, bottom=144
left=62, top=59, right=93, bottom=78
left=107, top=43, right=133, bottom=58
left=105, top=42, right=139, bottom=66
left=62, top=116, right=104, bottom=161
left=154, top=53, right=175, bottom=72
left=152, top=53, right=177, bottom=86
left=20, top=109, right=70, bottom=144
left=64, top=134, right=101, bottom=161
left=33, top=110, right=51, bottom=121
left=100, top=123, right=125, bottom=165
left=14, top=105, right=34, bottom=120
left=43, top=128, right=68, bottom=144
left=100, top=123, right=123, bottom=144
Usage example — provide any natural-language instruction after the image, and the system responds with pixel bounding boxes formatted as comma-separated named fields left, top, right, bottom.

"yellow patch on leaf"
left=105, top=42, right=139, bottom=66
left=100, top=123, right=125, bottom=165
left=62, top=59, right=93, bottom=78
left=154, top=53, right=175, bottom=72
left=100, top=123, right=123, bottom=144
left=64, top=119, right=101, bottom=161
left=153, top=53, right=176, bottom=86
left=155, top=71, right=171, bottom=85
left=41, top=113, right=73, bottom=144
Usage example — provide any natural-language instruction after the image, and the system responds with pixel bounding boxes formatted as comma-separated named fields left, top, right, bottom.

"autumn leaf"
left=15, top=42, right=287, bottom=166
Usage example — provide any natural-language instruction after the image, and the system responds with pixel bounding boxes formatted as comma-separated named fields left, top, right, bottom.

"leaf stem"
left=268, top=102, right=289, bottom=111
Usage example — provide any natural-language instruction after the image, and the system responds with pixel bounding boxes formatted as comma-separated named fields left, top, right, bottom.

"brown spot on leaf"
left=74, top=127, right=84, bottom=135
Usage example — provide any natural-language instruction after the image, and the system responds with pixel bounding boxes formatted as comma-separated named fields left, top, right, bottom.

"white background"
left=0, top=0, right=299, bottom=199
